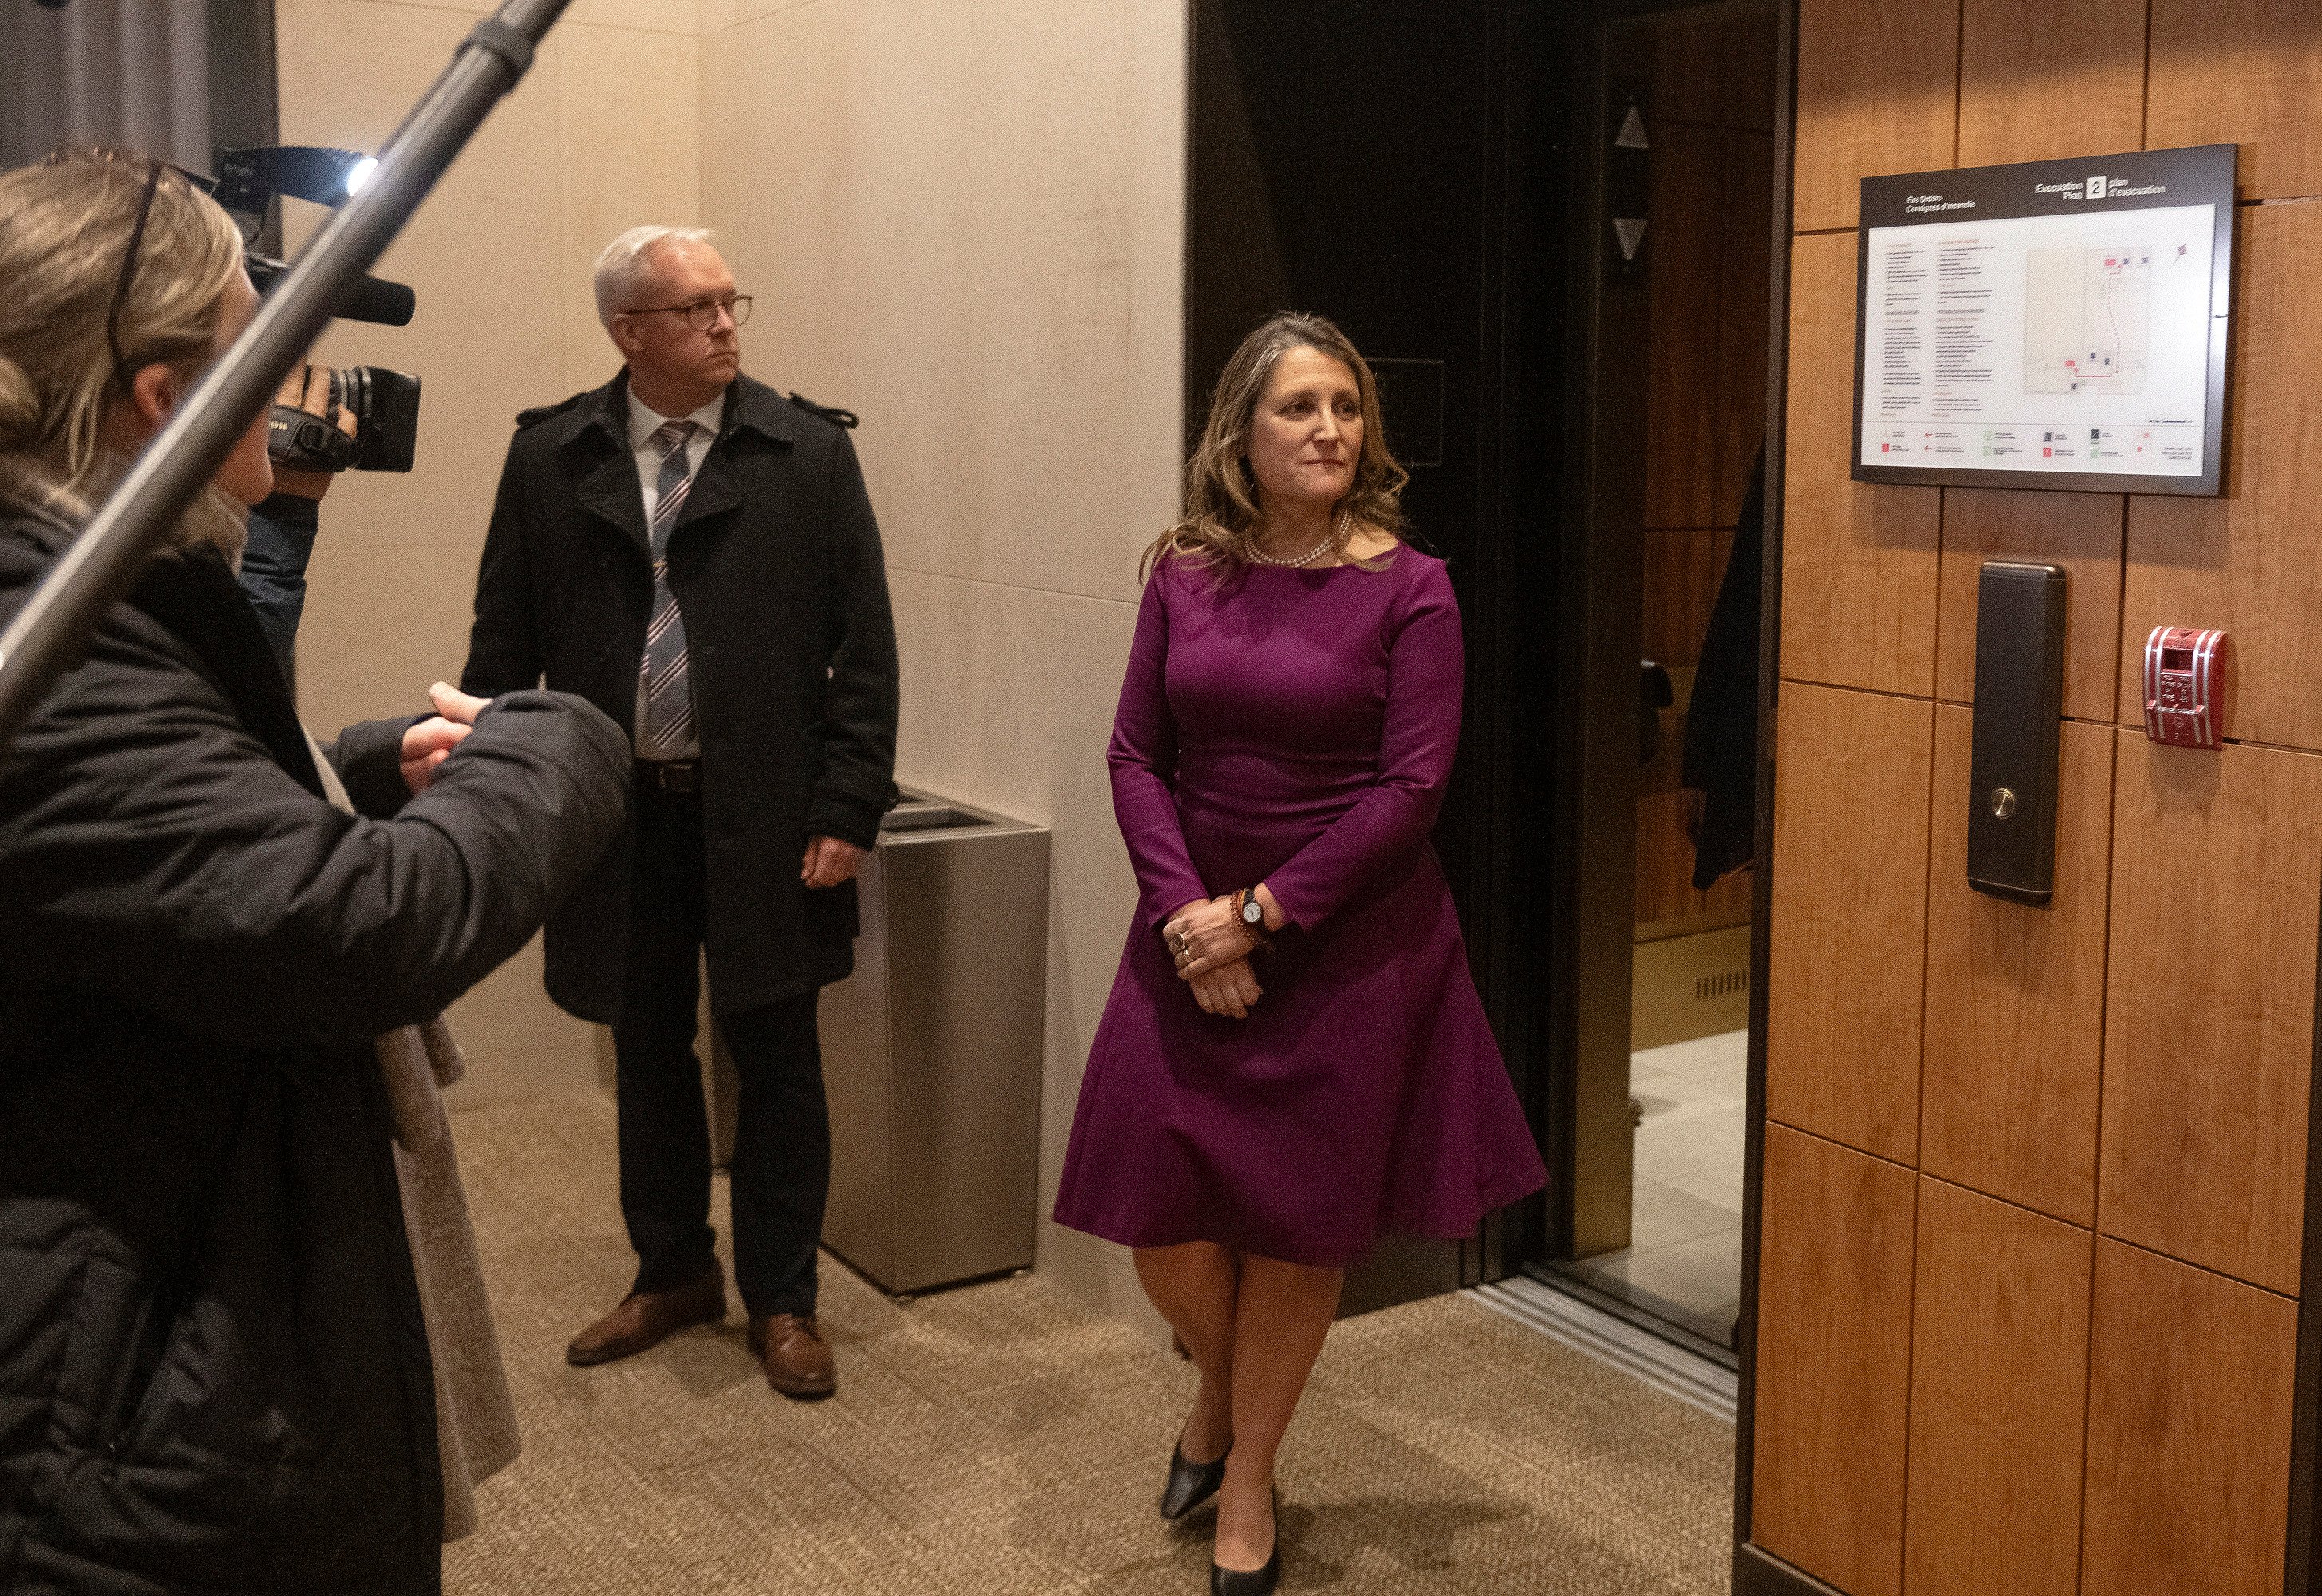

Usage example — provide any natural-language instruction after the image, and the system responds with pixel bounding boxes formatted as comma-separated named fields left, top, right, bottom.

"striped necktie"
left=639, top=418, right=698, bottom=757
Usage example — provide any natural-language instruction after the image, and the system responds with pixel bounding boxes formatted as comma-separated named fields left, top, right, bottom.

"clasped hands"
left=1163, top=889, right=1279, bottom=1021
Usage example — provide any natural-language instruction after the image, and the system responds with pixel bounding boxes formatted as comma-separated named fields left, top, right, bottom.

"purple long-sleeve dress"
left=1052, top=548, right=1549, bottom=1267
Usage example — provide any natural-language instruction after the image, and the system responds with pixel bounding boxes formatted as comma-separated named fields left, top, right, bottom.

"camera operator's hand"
left=398, top=682, right=492, bottom=793
left=429, top=681, right=489, bottom=726
left=400, top=719, right=468, bottom=793
left=270, top=365, right=357, bottom=500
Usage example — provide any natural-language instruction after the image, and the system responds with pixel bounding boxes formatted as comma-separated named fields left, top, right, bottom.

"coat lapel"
left=671, top=448, right=741, bottom=542
left=577, top=448, right=651, bottom=559
left=548, top=373, right=650, bottom=561
left=671, top=381, right=798, bottom=545
left=562, top=372, right=799, bottom=559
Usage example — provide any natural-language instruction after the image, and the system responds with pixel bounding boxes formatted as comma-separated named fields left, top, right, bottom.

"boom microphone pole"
left=0, top=0, right=572, bottom=749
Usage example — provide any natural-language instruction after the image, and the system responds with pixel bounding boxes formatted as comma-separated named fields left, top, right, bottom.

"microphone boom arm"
left=0, top=0, right=572, bottom=749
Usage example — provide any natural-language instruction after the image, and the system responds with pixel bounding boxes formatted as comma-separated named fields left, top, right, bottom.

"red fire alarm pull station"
left=2143, top=626, right=2230, bottom=749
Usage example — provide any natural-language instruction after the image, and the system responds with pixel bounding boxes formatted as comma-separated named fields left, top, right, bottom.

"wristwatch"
left=1234, top=886, right=1273, bottom=952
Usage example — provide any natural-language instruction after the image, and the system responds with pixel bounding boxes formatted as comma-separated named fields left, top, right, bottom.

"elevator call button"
left=2142, top=626, right=2230, bottom=749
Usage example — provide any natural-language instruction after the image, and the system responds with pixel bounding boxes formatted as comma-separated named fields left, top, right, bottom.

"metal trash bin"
left=813, top=789, right=1050, bottom=1295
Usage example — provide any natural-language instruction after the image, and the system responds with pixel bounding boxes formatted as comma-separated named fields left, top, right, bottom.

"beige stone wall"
left=275, top=0, right=702, bottom=1104
left=698, top=0, right=1185, bottom=1329
left=276, top=0, right=1187, bottom=1326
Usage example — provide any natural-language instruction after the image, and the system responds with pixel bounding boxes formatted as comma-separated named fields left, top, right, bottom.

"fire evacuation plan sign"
left=1853, top=144, right=2236, bottom=496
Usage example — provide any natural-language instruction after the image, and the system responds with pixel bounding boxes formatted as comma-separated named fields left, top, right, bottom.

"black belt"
left=635, top=759, right=701, bottom=796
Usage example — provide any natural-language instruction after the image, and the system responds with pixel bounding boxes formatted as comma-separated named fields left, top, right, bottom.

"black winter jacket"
left=461, top=371, right=900, bottom=1022
left=0, top=507, right=629, bottom=1595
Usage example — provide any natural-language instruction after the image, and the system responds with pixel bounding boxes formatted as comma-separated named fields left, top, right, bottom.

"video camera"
left=204, top=144, right=422, bottom=475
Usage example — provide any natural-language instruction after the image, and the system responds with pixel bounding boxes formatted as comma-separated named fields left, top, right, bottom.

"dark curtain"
left=2, top=0, right=273, bottom=176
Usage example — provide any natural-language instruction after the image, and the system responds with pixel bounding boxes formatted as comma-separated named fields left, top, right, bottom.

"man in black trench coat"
left=462, top=225, right=898, bottom=1398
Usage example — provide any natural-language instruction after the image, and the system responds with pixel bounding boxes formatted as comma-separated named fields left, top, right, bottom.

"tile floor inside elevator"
left=1561, top=1030, right=1746, bottom=1349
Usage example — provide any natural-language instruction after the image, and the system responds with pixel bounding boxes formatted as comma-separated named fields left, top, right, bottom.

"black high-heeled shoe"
left=1209, top=1491, right=1280, bottom=1596
left=1161, top=1440, right=1230, bottom=1520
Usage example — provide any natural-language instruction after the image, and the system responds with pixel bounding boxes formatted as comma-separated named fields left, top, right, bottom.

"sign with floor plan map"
left=1852, top=144, right=2235, bottom=496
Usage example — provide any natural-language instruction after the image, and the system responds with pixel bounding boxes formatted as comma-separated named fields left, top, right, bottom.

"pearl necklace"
left=1247, top=507, right=1351, bottom=569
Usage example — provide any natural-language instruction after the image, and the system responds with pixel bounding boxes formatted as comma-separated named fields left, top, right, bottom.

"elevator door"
left=1542, top=0, right=1776, bottom=1357
left=1185, top=0, right=1569, bottom=1315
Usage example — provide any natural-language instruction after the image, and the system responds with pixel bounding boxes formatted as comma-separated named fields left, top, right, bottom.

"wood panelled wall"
left=1753, top=2, right=2322, bottom=1594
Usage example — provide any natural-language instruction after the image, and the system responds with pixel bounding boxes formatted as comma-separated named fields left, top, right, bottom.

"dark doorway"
left=1185, top=0, right=1780, bottom=1330
left=1185, top=0, right=1578, bottom=1314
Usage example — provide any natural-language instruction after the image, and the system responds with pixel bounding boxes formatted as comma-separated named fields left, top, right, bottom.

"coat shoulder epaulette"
left=785, top=392, right=859, bottom=429
left=514, top=390, right=591, bottom=431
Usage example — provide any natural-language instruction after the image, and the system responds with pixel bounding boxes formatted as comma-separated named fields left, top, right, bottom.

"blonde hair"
left=0, top=148, right=250, bottom=557
left=1145, top=311, right=1409, bottom=579
left=594, top=225, right=718, bottom=328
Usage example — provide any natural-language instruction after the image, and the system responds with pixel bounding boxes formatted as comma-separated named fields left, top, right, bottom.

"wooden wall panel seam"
left=2109, top=492, right=2130, bottom=729
left=2284, top=855, right=2322, bottom=1591
left=1753, top=1122, right=1922, bottom=1593
left=1936, top=488, right=2127, bottom=720
left=1923, top=706, right=2115, bottom=1221
left=2080, top=1159, right=2118, bottom=1596
left=1912, top=544, right=1942, bottom=1175
left=1948, top=0, right=1964, bottom=169
left=1763, top=1117, right=1921, bottom=1178
left=1925, top=490, right=1951, bottom=737
left=1957, top=0, right=2150, bottom=170
left=2137, top=0, right=2153, bottom=150
left=2079, top=1234, right=2302, bottom=1595
left=1778, top=231, right=1940, bottom=695
left=2217, top=737, right=2322, bottom=760
left=2087, top=711, right=2122, bottom=1242
left=1938, top=708, right=2134, bottom=725
left=2099, top=731, right=2322, bottom=1294
left=2096, top=1231, right=2300, bottom=1309
left=1773, top=678, right=1935, bottom=705
left=1904, top=1175, right=2097, bottom=1596
left=1916, top=1168, right=2092, bottom=1231
left=1766, top=678, right=1933, bottom=1163
left=1894, top=1175, right=1924, bottom=1596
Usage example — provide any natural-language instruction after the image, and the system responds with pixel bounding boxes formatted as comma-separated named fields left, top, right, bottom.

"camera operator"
left=235, top=361, right=353, bottom=682
left=0, top=147, right=631, bottom=1596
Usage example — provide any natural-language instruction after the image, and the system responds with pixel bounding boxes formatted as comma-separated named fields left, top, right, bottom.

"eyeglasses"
left=623, top=294, right=752, bottom=332
left=106, top=157, right=168, bottom=396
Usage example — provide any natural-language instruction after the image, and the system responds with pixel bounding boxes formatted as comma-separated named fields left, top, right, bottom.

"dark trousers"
left=615, top=780, right=829, bottom=1317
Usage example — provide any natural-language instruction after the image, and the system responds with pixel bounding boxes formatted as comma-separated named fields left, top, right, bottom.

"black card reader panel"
left=1968, top=562, right=2068, bottom=904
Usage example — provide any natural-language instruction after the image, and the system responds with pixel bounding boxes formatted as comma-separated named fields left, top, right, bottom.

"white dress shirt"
left=627, top=389, right=723, bottom=523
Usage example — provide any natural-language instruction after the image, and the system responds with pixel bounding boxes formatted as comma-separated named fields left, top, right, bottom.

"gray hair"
left=593, top=225, right=716, bottom=328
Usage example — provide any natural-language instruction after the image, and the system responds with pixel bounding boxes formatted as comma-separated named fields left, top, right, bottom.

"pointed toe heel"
left=1208, top=1543, right=1280, bottom=1596
left=1209, top=1488, right=1280, bottom=1595
left=1160, top=1442, right=1230, bottom=1521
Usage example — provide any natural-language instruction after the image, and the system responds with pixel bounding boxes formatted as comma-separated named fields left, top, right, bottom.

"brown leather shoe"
left=747, top=1313, right=837, bottom=1400
left=565, top=1270, right=726, bottom=1367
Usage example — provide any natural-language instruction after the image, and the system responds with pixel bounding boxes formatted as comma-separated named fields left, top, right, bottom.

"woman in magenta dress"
left=1053, top=313, right=1548, bottom=1594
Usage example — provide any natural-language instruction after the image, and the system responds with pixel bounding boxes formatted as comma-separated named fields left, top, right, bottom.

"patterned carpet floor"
left=442, top=1096, right=1734, bottom=1594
